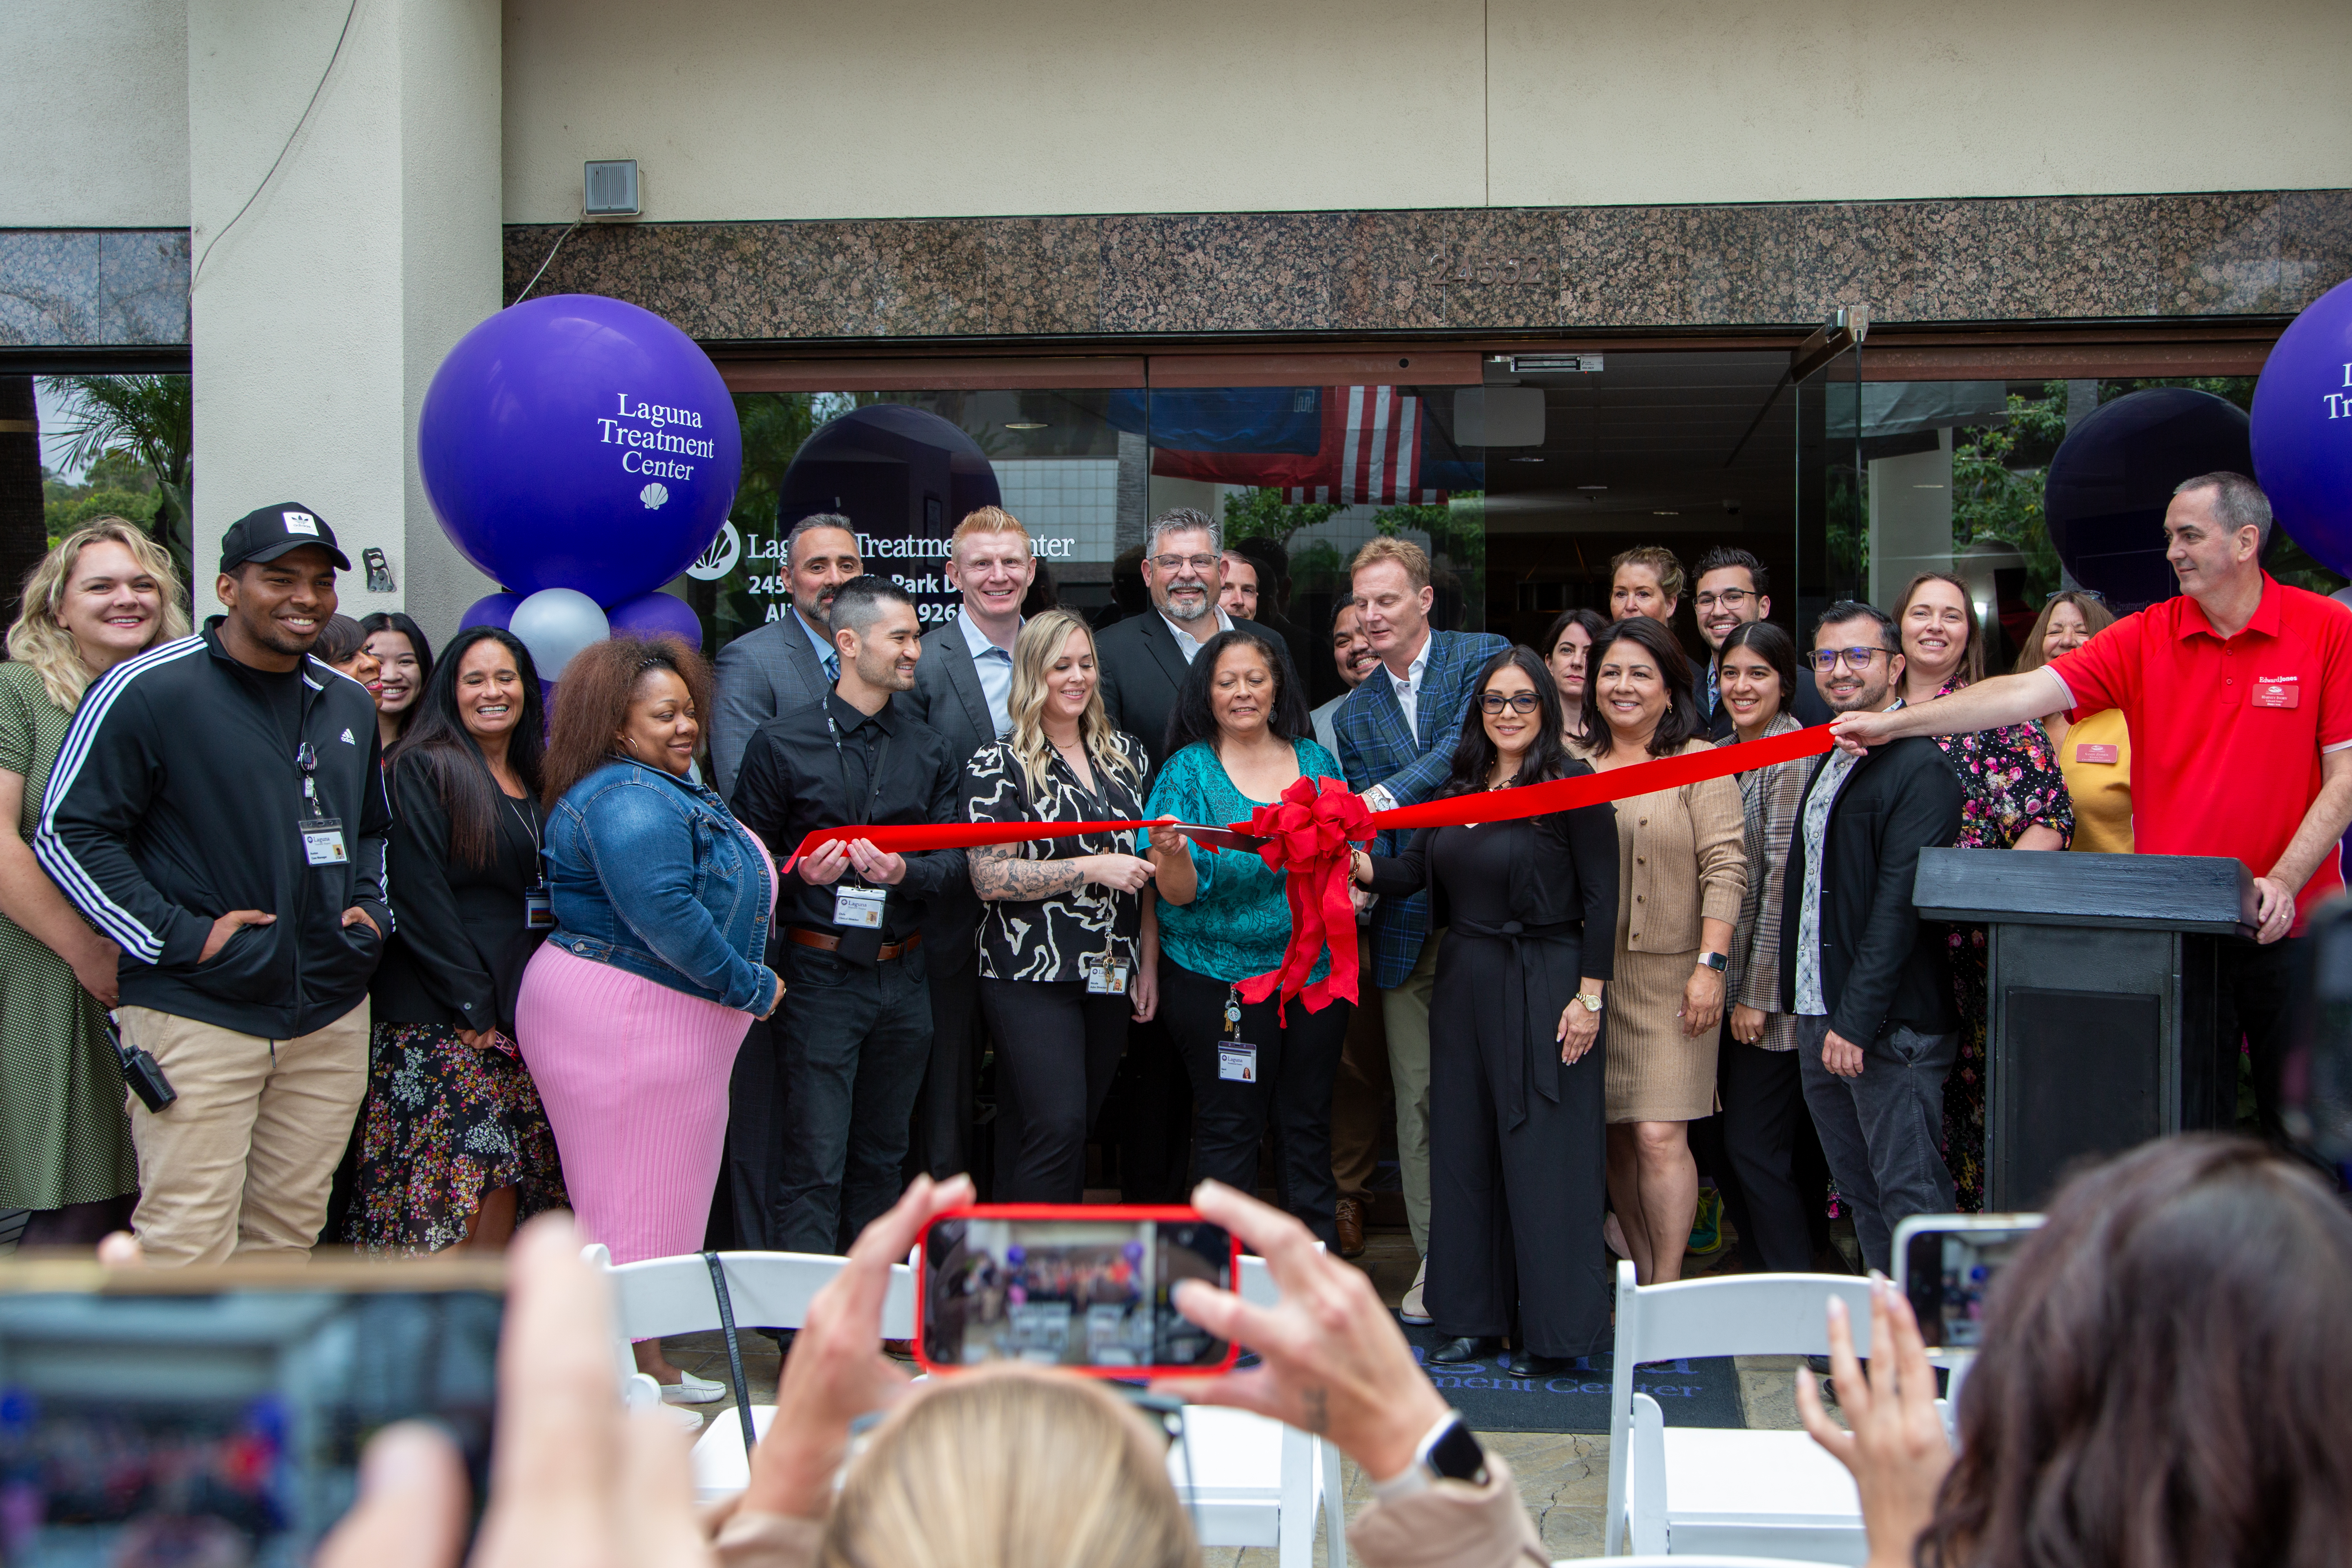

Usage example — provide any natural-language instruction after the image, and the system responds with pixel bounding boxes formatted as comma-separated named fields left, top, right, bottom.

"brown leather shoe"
left=1334, top=1195, right=1367, bottom=1258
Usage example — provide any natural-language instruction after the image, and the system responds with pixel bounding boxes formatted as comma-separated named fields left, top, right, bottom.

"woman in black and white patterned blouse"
left=965, top=608, right=1163, bottom=1201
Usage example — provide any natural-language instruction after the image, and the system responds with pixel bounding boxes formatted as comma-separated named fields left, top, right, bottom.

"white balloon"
left=510, top=588, right=610, bottom=682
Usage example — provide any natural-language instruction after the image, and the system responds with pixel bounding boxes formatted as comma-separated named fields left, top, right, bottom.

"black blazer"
left=901, top=615, right=999, bottom=965
left=370, top=747, right=549, bottom=1032
left=1096, top=609, right=1284, bottom=791
left=1776, top=735, right=1963, bottom=1045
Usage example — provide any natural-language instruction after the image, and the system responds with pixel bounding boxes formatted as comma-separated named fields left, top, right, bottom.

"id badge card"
left=2252, top=675, right=2300, bottom=709
left=1085, top=957, right=1131, bottom=996
left=834, top=884, right=887, bottom=929
left=1218, top=1044, right=1259, bottom=1082
left=523, top=887, right=555, bottom=930
left=300, top=817, right=347, bottom=866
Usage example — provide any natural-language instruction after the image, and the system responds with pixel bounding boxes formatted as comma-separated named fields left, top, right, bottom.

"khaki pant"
left=1379, top=929, right=1443, bottom=1255
left=120, top=1002, right=371, bottom=1266
left=1331, top=930, right=1394, bottom=1199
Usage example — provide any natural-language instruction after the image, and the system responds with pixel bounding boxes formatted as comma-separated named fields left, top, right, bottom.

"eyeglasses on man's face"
left=1480, top=690, right=1542, bottom=715
left=1152, top=554, right=1220, bottom=575
left=1693, top=587, right=1757, bottom=612
left=1810, top=646, right=1889, bottom=672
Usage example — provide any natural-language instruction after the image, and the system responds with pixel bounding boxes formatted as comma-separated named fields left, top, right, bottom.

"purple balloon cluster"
left=2252, top=274, right=2352, bottom=577
left=421, top=294, right=742, bottom=673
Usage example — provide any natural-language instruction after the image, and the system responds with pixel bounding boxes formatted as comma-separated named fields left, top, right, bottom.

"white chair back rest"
left=585, top=1243, right=918, bottom=1389
left=1238, top=1252, right=1277, bottom=1308
left=1604, top=1261, right=1877, bottom=1557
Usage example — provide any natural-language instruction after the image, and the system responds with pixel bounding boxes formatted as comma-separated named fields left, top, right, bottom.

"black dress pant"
left=979, top=977, right=1129, bottom=1202
left=774, top=941, right=934, bottom=1255
left=1424, top=933, right=1609, bottom=1359
left=1158, top=958, right=1348, bottom=1246
left=1104, top=1015, right=1193, bottom=1203
left=1718, top=1035, right=1829, bottom=1272
left=907, top=948, right=981, bottom=1183
left=2218, top=934, right=2301, bottom=1146
left=724, top=1015, right=788, bottom=1249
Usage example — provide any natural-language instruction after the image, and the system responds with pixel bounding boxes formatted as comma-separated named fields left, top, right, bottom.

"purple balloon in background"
left=459, top=591, right=522, bottom=631
left=418, top=294, right=742, bottom=603
left=604, top=590, right=705, bottom=651
left=2252, top=275, right=2352, bottom=577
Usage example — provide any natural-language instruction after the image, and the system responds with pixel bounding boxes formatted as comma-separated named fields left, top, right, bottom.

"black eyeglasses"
left=1693, top=587, right=1757, bottom=612
left=1152, top=554, right=1219, bottom=574
left=1480, top=690, right=1542, bottom=715
left=1809, top=647, right=1889, bottom=672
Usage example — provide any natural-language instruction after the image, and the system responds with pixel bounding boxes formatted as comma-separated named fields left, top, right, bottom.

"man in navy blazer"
left=1332, top=537, right=1507, bottom=1315
left=901, top=507, right=1035, bottom=1186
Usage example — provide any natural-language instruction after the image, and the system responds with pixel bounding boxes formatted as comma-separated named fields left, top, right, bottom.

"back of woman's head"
left=820, top=1365, right=1193, bottom=1568
left=1931, top=1134, right=2352, bottom=1568
left=541, top=634, right=712, bottom=805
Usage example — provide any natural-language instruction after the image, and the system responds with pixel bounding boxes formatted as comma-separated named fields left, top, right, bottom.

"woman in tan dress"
left=1573, top=617, right=1744, bottom=1283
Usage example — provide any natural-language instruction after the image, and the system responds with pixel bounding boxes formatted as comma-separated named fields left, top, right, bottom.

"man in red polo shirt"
left=1831, top=472, right=2352, bottom=1147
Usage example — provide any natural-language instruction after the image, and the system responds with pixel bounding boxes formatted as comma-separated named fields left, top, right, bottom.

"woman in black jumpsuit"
left=1353, top=646, right=1619, bottom=1376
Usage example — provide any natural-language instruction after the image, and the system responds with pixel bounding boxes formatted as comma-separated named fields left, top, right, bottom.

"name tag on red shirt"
left=2253, top=675, right=2300, bottom=709
left=2074, top=743, right=2120, bottom=764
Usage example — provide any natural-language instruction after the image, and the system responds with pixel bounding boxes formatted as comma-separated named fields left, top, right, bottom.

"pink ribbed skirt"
left=516, top=942, right=753, bottom=1265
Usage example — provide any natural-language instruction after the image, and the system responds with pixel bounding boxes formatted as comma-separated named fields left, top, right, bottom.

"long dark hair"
left=1579, top=616, right=1700, bottom=756
left=385, top=626, right=547, bottom=867
left=1540, top=606, right=1610, bottom=664
left=1718, top=620, right=1798, bottom=722
left=542, top=634, right=714, bottom=806
left=1441, top=646, right=1572, bottom=797
left=361, top=611, right=435, bottom=733
left=1164, top=627, right=1310, bottom=758
left=314, top=614, right=370, bottom=670
left=1926, top=1136, right=2352, bottom=1568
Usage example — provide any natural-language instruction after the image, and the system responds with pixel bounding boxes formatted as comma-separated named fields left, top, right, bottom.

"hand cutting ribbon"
left=776, top=723, right=1836, bottom=1010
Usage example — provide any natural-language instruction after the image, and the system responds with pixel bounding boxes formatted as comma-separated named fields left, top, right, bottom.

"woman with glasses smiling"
left=1572, top=616, right=1746, bottom=1285
left=1350, top=646, right=1617, bottom=1374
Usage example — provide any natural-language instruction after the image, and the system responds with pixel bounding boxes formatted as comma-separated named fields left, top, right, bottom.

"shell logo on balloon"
left=640, top=482, right=670, bottom=510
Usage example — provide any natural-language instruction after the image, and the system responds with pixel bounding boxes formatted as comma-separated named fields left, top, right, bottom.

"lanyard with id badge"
left=1218, top=985, right=1260, bottom=1084
left=508, top=794, right=555, bottom=931
left=827, top=713, right=893, bottom=945
left=295, top=741, right=348, bottom=867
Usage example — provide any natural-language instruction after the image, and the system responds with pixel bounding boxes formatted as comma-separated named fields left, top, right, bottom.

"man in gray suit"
left=900, top=505, right=1035, bottom=1184
left=715, top=512, right=859, bottom=1252
left=710, top=514, right=862, bottom=799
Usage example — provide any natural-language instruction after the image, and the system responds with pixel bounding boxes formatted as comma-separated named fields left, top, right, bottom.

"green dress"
left=0, top=660, right=137, bottom=1210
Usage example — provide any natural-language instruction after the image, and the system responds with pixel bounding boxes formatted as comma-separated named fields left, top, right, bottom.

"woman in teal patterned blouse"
left=1145, top=627, right=1350, bottom=1246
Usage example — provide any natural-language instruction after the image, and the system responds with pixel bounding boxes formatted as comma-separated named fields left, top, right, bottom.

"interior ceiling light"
left=1653, top=510, right=1680, bottom=516
left=1004, top=421, right=1048, bottom=430
left=1578, top=484, right=1609, bottom=491
left=1509, top=455, right=1546, bottom=463
left=1509, top=354, right=1605, bottom=374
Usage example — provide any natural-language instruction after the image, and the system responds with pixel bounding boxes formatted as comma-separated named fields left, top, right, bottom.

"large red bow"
left=1235, top=776, right=1375, bottom=1016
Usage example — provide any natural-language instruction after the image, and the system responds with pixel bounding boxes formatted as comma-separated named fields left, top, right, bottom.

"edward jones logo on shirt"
left=2253, top=675, right=2300, bottom=709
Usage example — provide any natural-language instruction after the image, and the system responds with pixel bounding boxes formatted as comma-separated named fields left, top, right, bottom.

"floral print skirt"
left=347, top=1022, right=568, bottom=1254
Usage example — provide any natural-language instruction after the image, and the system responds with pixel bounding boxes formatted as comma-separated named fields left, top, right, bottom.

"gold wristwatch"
left=1576, top=991, right=1604, bottom=1013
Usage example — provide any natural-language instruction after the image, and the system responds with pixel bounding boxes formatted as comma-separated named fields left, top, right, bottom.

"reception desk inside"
left=1912, top=849, right=2256, bottom=1209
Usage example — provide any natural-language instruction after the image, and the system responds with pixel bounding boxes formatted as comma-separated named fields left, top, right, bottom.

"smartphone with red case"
left=914, top=1204, right=1242, bottom=1377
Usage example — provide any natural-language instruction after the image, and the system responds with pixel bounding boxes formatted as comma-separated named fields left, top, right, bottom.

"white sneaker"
left=662, top=1403, right=704, bottom=1431
left=659, top=1370, right=727, bottom=1405
left=1399, top=1258, right=1432, bottom=1325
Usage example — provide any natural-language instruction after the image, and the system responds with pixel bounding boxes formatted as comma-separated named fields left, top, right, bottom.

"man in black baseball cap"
left=37, top=498, right=392, bottom=1265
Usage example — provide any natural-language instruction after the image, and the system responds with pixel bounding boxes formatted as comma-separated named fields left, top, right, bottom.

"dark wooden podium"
left=1911, top=849, right=2256, bottom=1208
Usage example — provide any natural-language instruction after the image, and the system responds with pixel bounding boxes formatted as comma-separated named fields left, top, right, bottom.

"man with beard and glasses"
left=711, top=514, right=863, bottom=798
left=39, top=503, right=392, bottom=1265
left=1691, top=546, right=1830, bottom=738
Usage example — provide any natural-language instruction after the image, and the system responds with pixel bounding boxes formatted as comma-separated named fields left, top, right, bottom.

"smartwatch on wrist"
left=1697, top=950, right=1729, bottom=973
left=1375, top=1411, right=1490, bottom=1499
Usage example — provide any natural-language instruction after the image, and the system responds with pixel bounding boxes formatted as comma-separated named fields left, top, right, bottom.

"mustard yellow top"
left=2057, top=706, right=2133, bottom=853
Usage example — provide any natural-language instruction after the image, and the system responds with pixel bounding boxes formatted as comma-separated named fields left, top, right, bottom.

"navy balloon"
left=777, top=405, right=999, bottom=624
left=2252, top=275, right=2352, bottom=576
left=419, top=294, right=742, bottom=604
left=2045, top=388, right=2252, bottom=609
left=459, top=591, right=522, bottom=632
left=606, top=590, right=704, bottom=651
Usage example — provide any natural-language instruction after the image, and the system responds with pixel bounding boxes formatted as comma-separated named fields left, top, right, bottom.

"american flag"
left=1283, top=386, right=1442, bottom=506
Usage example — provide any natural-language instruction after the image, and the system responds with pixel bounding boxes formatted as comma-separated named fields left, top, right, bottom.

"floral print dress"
left=1928, top=674, right=2074, bottom=1209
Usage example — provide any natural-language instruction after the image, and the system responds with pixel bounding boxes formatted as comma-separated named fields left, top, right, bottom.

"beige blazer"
left=1576, top=735, right=1746, bottom=955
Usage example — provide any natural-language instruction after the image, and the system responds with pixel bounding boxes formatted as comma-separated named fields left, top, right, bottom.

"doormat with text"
left=1398, top=1318, right=1745, bottom=1433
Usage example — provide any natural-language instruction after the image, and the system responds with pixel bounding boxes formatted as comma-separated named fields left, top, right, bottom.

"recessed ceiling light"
left=1004, top=421, right=1048, bottom=430
left=1578, top=484, right=1608, bottom=491
left=1653, top=510, right=1680, bottom=517
left=1509, top=456, right=1546, bottom=463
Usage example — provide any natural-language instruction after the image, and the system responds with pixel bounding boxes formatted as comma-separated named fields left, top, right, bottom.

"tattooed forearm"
left=969, top=842, right=1087, bottom=901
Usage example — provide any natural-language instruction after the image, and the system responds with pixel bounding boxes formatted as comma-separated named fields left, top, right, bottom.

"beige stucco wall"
left=502, top=0, right=2352, bottom=223
left=4, top=0, right=189, bottom=227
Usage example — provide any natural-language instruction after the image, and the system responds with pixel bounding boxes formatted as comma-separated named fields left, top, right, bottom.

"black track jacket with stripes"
left=36, top=624, right=394, bottom=1039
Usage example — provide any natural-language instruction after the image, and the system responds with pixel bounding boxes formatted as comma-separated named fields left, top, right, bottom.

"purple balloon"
left=459, top=591, right=522, bottom=631
left=2253, top=275, right=2352, bottom=576
left=604, top=590, right=704, bottom=651
left=418, top=294, right=742, bottom=604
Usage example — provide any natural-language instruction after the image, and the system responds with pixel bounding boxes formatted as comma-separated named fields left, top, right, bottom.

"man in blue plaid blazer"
left=1332, top=538, right=1507, bottom=1312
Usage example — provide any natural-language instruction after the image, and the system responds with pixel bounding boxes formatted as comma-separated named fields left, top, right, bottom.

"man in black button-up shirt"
left=729, top=576, right=966, bottom=1256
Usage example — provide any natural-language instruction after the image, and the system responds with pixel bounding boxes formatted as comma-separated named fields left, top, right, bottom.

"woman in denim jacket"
left=516, top=634, right=780, bottom=1408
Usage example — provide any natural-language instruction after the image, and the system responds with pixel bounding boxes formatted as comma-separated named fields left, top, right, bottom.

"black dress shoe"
left=1508, top=1350, right=1577, bottom=1377
left=1424, top=1335, right=1503, bottom=1366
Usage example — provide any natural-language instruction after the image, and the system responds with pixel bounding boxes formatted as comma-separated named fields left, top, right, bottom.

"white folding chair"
left=1605, top=1261, right=1876, bottom=1562
left=585, top=1244, right=917, bottom=1501
left=1165, top=1254, right=1345, bottom=1568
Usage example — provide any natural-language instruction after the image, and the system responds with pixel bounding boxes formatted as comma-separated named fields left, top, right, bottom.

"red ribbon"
left=1232, top=776, right=1376, bottom=1018
left=775, top=724, right=1838, bottom=1009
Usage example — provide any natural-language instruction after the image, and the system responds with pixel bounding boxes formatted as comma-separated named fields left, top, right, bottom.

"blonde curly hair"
left=6, top=519, right=189, bottom=710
